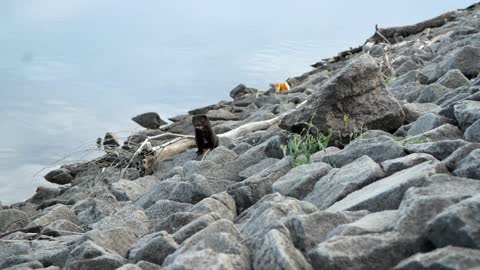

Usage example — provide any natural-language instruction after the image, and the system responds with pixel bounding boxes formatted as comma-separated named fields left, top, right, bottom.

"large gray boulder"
left=188, top=192, right=237, bottom=222
left=304, top=155, right=385, bottom=210
left=319, top=135, right=406, bottom=168
left=453, top=149, right=480, bottom=179
left=280, top=54, right=404, bottom=139
left=253, top=229, right=312, bottom=270
left=272, top=162, right=332, bottom=199
left=308, top=232, right=424, bottom=270
left=328, top=161, right=447, bottom=212
left=426, top=194, right=480, bottom=249
left=394, top=246, right=480, bottom=270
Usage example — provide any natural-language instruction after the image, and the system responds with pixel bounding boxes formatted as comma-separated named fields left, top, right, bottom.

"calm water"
left=0, top=0, right=476, bottom=204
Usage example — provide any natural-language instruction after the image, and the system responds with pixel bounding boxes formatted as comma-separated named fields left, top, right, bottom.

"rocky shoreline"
left=1, top=3, right=480, bottom=270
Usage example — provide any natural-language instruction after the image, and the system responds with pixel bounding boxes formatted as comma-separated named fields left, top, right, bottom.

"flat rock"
left=273, top=162, right=332, bottom=199
left=426, top=194, right=480, bottom=249
left=304, top=155, right=385, bottom=210
left=328, top=210, right=397, bottom=237
left=172, top=214, right=218, bottom=244
left=79, top=227, right=137, bottom=257
left=239, top=158, right=279, bottom=179
left=145, top=200, right=193, bottom=221
left=328, top=160, right=447, bottom=212
left=394, top=246, right=480, bottom=270
left=442, top=142, right=480, bottom=171
left=188, top=192, right=236, bottom=222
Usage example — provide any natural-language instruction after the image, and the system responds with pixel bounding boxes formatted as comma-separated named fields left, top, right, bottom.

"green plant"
left=384, top=75, right=396, bottom=85
left=341, top=114, right=368, bottom=144
left=284, top=128, right=333, bottom=167
left=402, top=137, right=430, bottom=146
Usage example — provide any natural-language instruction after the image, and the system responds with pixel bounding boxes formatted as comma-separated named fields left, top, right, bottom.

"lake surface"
left=0, top=0, right=476, bottom=204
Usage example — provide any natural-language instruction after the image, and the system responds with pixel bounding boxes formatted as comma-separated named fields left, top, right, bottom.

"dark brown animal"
left=192, top=115, right=219, bottom=154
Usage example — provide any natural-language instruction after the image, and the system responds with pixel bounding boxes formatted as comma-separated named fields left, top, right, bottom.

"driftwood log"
left=367, top=11, right=457, bottom=44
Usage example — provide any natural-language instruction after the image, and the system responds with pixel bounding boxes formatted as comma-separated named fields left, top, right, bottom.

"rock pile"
left=1, top=3, right=480, bottom=270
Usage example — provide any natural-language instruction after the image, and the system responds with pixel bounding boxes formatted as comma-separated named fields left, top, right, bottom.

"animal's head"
left=192, top=115, right=209, bottom=129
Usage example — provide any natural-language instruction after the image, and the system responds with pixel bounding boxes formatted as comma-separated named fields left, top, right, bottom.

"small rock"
left=132, top=112, right=167, bottom=129
left=27, top=204, right=77, bottom=228
left=0, top=209, right=29, bottom=232
left=42, top=219, right=84, bottom=236
left=406, top=113, right=452, bottom=136
left=310, top=147, right=341, bottom=163
left=65, top=240, right=126, bottom=270
left=128, top=231, right=179, bottom=265
left=381, top=153, right=437, bottom=175
left=453, top=100, right=480, bottom=130
left=304, top=155, right=385, bottom=210
left=145, top=200, right=193, bottom=222
left=273, top=162, right=332, bottom=199
left=264, top=135, right=288, bottom=159
left=44, top=168, right=73, bottom=185
left=27, top=186, right=61, bottom=205
left=284, top=210, right=366, bottom=252
left=172, top=214, right=217, bottom=244
left=426, top=194, right=480, bottom=249
left=320, top=135, right=406, bottom=168
left=442, top=142, right=480, bottom=171
left=453, top=149, right=480, bottom=180
left=253, top=229, right=313, bottom=270
left=230, top=84, right=257, bottom=100
left=404, top=139, right=469, bottom=160
left=435, top=69, right=471, bottom=89
left=465, top=119, right=480, bottom=142
left=239, top=158, right=279, bottom=179
left=402, top=103, right=441, bottom=123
